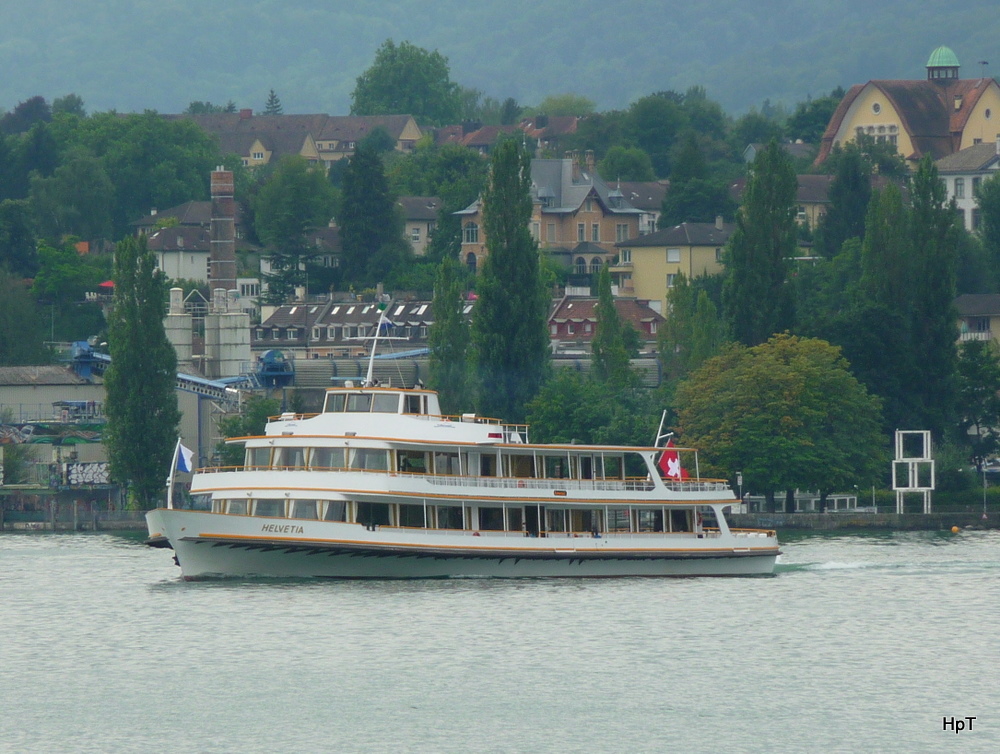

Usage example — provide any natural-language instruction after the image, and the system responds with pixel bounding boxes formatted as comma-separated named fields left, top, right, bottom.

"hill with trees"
left=1, top=1, right=997, bottom=116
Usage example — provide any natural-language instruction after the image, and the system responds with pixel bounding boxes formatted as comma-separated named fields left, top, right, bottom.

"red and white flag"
left=658, top=439, right=688, bottom=480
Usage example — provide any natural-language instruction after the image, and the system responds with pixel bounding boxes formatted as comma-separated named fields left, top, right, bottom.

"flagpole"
left=166, top=438, right=181, bottom=509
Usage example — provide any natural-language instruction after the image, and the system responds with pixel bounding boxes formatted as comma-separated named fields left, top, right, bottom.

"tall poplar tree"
left=428, top=256, right=472, bottom=414
left=471, top=138, right=549, bottom=423
left=722, top=140, right=797, bottom=346
left=104, top=235, right=180, bottom=508
left=817, top=141, right=871, bottom=258
left=591, top=263, right=634, bottom=385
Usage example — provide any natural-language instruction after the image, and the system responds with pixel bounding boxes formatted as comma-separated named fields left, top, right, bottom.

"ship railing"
left=372, top=526, right=721, bottom=540
left=663, top=479, right=731, bottom=493
left=725, top=527, right=778, bottom=539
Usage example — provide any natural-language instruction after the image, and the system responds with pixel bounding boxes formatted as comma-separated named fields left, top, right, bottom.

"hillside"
left=1, top=0, right=998, bottom=117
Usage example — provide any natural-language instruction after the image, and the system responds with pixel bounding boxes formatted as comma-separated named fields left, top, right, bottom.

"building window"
left=312, top=327, right=322, bottom=339
left=567, top=323, right=575, bottom=335
left=585, top=198, right=594, bottom=212
left=872, top=103, right=881, bottom=114
left=577, top=223, right=585, bottom=242
left=955, top=178, right=965, bottom=199
left=667, top=249, right=680, bottom=263
left=531, top=222, right=540, bottom=240
left=616, top=223, right=629, bottom=242
left=252, top=151, right=264, bottom=160
left=620, top=248, right=631, bottom=264
left=591, top=223, right=600, bottom=242
left=546, top=223, right=556, bottom=242
left=987, top=109, right=993, bottom=120
left=466, top=252, right=477, bottom=273
left=590, top=257, right=602, bottom=274
left=410, top=227, right=420, bottom=242
left=973, top=177, right=982, bottom=196
left=715, top=247, right=723, bottom=263
left=584, top=322, right=592, bottom=334
left=667, top=274, right=677, bottom=288
left=463, top=222, right=479, bottom=244
left=550, top=324, right=558, bottom=335
left=972, top=208, right=982, bottom=230
left=272, top=328, right=280, bottom=339
left=575, top=257, right=587, bottom=274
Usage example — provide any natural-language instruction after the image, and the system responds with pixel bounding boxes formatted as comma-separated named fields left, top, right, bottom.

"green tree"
left=263, top=89, right=283, bottom=115
left=29, top=154, right=114, bottom=242
left=254, top=156, right=337, bottom=302
left=52, top=94, right=87, bottom=118
left=976, top=172, right=1000, bottom=291
left=626, top=93, right=688, bottom=177
left=659, top=273, right=726, bottom=382
left=215, top=395, right=281, bottom=467
left=0, top=268, right=49, bottom=365
left=428, top=256, right=472, bottom=414
left=591, top=263, right=636, bottom=386
left=471, top=138, right=549, bottom=422
left=0, top=199, right=38, bottom=277
left=0, top=96, right=51, bottom=135
left=729, top=109, right=784, bottom=154
left=597, top=146, right=655, bottom=182
left=104, top=235, right=181, bottom=508
left=957, top=340, right=1000, bottom=465
left=530, top=93, right=596, bottom=117
left=722, top=140, right=797, bottom=346
left=185, top=100, right=236, bottom=114
left=785, top=89, right=843, bottom=144
left=351, top=40, right=462, bottom=126
left=339, top=143, right=409, bottom=286
left=676, top=334, right=885, bottom=512
left=815, top=141, right=871, bottom=258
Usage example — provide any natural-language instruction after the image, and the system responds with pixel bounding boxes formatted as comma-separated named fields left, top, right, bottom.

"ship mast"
left=363, top=297, right=392, bottom=387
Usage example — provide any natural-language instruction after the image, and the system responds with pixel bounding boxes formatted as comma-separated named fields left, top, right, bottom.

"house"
left=816, top=46, right=1000, bottom=168
left=615, top=181, right=669, bottom=236
left=743, top=142, right=817, bottom=165
left=397, top=197, right=440, bottom=256
left=548, top=296, right=665, bottom=354
left=612, top=218, right=734, bottom=314
left=935, top=139, right=1000, bottom=231
left=173, top=112, right=422, bottom=170
left=455, top=154, right=643, bottom=274
left=955, top=294, right=1000, bottom=343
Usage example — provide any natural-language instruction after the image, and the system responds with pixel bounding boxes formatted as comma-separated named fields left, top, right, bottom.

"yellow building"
left=611, top=219, right=733, bottom=314
left=817, top=47, right=1000, bottom=167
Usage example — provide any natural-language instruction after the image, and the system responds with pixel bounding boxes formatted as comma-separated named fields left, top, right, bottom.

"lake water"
left=1, top=529, right=997, bottom=753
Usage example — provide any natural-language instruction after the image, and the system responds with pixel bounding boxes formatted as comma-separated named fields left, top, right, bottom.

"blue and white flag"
left=177, top=443, right=195, bottom=473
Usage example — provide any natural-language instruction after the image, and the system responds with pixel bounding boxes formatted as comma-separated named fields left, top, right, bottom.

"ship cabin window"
left=324, top=393, right=346, bottom=412
left=398, top=503, right=425, bottom=528
left=479, top=453, right=497, bottom=476
left=397, top=450, right=428, bottom=473
left=324, top=501, right=347, bottom=521
left=506, top=507, right=523, bottom=532
left=602, top=456, right=624, bottom=480
left=190, top=494, right=212, bottom=511
left=246, top=447, right=270, bottom=469
left=433, top=452, right=460, bottom=475
left=607, top=508, right=632, bottom=532
left=272, top=447, right=306, bottom=469
left=371, top=393, right=399, bottom=413
left=346, top=393, right=373, bottom=412
left=478, top=506, right=504, bottom=530
left=546, top=509, right=568, bottom=533
left=348, top=448, right=389, bottom=471
left=291, top=500, right=318, bottom=519
left=670, top=509, right=693, bottom=533
left=637, top=509, right=664, bottom=532
left=226, top=500, right=248, bottom=515
left=404, top=393, right=424, bottom=415
left=311, top=447, right=346, bottom=470
left=436, top=505, right=464, bottom=529
left=571, top=509, right=603, bottom=534
left=543, top=456, right=569, bottom=479
left=254, top=499, right=285, bottom=517
left=356, top=502, right=391, bottom=527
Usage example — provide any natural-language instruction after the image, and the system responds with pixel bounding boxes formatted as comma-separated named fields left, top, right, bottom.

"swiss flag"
left=658, top=439, right=688, bottom=480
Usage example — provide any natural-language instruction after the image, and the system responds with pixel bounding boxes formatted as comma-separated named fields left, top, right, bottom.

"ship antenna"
left=364, top=295, right=392, bottom=387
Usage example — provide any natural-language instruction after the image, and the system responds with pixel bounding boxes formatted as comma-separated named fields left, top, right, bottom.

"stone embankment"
left=730, top=512, right=996, bottom=531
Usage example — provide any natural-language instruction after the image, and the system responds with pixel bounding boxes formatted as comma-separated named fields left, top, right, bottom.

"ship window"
left=670, top=509, right=692, bottom=532
left=325, top=393, right=346, bottom=412
left=254, top=499, right=284, bottom=517
left=397, top=450, right=428, bottom=473
left=346, top=394, right=373, bottom=412
left=398, top=504, right=426, bottom=528
left=349, top=448, right=389, bottom=471
left=311, top=447, right=346, bottom=469
left=436, top=505, right=464, bottom=529
left=246, top=447, right=270, bottom=469
left=546, top=509, right=568, bottom=533
left=478, top=507, right=504, bottom=531
left=404, top=394, right=424, bottom=414
left=543, top=456, right=569, bottom=479
left=433, top=452, right=460, bottom=475
left=506, top=507, right=523, bottom=532
left=291, top=500, right=318, bottom=519
left=190, top=494, right=212, bottom=511
left=356, top=502, right=391, bottom=527
left=273, top=447, right=306, bottom=469
left=371, top=393, right=399, bottom=413
left=602, top=456, right=623, bottom=480
left=571, top=509, right=602, bottom=533
left=226, top=500, right=248, bottom=515
left=324, top=501, right=347, bottom=521
left=607, top=508, right=632, bottom=532
left=636, top=509, right=663, bottom=532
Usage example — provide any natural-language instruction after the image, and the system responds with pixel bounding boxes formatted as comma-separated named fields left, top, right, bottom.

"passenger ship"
left=145, top=376, right=780, bottom=579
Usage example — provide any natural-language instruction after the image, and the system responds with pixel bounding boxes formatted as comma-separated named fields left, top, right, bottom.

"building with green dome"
left=817, top=47, right=1000, bottom=168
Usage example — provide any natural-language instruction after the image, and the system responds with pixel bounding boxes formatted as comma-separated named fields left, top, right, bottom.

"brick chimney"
left=209, top=167, right=237, bottom=295
left=239, top=108, right=253, bottom=119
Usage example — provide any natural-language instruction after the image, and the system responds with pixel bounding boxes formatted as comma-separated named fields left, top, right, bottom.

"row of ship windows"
left=243, top=447, right=630, bottom=480
left=211, top=498, right=695, bottom=534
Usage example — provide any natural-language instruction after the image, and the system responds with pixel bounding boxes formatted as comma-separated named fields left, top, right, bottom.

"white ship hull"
left=146, top=509, right=779, bottom=579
